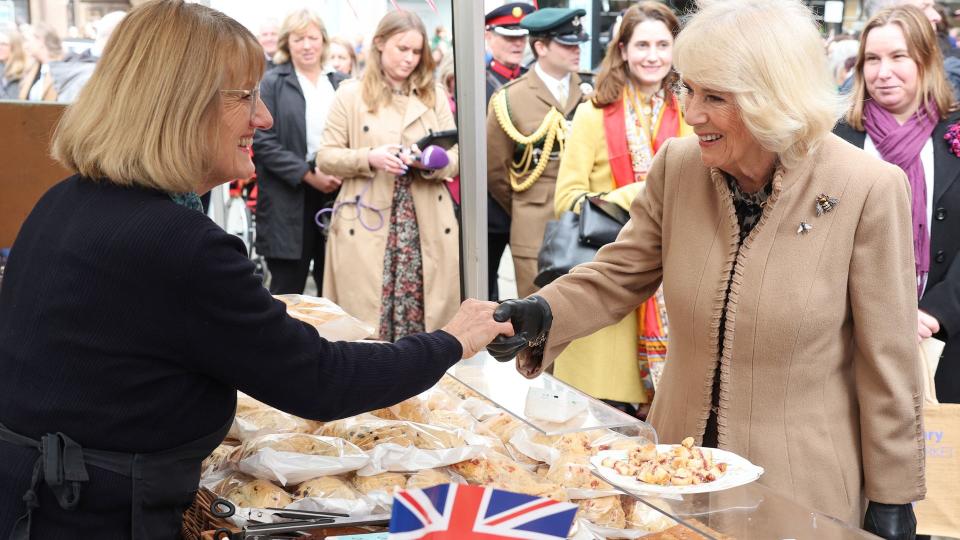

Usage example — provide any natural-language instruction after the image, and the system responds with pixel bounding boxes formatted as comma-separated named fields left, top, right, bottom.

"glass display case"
left=447, top=352, right=656, bottom=439
left=618, top=482, right=878, bottom=539
left=451, top=353, right=878, bottom=539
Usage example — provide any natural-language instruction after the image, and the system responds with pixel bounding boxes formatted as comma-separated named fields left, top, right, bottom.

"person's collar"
left=534, top=61, right=570, bottom=89
left=490, top=59, right=521, bottom=80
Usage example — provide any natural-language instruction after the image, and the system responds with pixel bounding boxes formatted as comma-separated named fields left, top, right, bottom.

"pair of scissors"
left=210, top=497, right=390, bottom=539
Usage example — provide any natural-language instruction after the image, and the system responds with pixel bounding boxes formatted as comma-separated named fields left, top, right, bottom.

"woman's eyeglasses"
left=220, top=86, right=261, bottom=123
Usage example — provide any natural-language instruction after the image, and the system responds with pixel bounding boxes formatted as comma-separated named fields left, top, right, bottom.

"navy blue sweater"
left=0, top=175, right=461, bottom=537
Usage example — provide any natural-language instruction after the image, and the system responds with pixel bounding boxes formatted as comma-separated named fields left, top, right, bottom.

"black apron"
left=0, top=414, right=232, bottom=540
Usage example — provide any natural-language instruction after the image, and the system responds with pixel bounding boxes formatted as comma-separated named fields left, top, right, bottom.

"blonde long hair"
left=361, top=10, right=436, bottom=112
left=846, top=5, right=957, bottom=130
left=52, top=0, right=264, bottom=192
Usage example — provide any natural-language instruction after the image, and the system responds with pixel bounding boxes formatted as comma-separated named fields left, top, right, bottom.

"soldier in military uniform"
left=487, top=8, right=590, bottom=297
left=485, top=3, right=535, bottom=102
left=485, top=2, right=535, bottom=300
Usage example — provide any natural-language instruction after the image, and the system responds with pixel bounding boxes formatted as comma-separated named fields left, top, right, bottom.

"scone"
left=235, top=409, right=311, bottom=437
left=437, top=375, right=481, bottom=401
left=480, top=413, right=523, bottom=443
left=428, top=410, right=476, bottom=431
left=576, top=496, right=626, bottom=529
left=241, top=434, right=341, bottom=459
left=351, top=472, right=408, bottom=494
left=202, top=443, right=236, bottom=474
left=546, top=453, right=613, bottom=491
left=451, top=453, right=522, bottom=485
left=425, top=388, right=464, bottom=412
left=235, top=393, right=270, bottom=416
left=225, top=478, right=293, bottom=508
left=370, top=397, right=432, bottom=424
left=623, top=497, right=677, bottom=532
left=325, top=418, right=464, bottom=451
left=293, top=476, right=357, bottom=500
left=406, top=468, right=452, bottom=490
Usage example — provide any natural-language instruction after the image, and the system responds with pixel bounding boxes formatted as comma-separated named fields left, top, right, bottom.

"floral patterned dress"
left=378, top=172, right=426, bottom=341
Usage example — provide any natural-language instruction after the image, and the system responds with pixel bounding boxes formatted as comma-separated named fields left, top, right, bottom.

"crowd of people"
left=1, top=0, right=959, bottom=538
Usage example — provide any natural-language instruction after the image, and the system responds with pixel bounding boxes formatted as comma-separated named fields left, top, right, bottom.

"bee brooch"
left=815, top=193, right=839, bottom=216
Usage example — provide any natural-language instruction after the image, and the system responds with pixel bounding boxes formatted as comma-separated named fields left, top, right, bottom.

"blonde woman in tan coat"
left=317, top=10, right=459, bottom=341
left=489, top=1, right=924, bottom=538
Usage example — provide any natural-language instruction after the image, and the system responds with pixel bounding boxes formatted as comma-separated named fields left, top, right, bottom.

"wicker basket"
left=181, top=487, right=233, bottom=540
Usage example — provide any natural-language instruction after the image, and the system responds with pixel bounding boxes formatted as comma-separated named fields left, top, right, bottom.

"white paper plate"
left=589, top=445, right=764, bottom=495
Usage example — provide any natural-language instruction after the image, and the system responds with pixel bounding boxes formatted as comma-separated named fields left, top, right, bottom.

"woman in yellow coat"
left=552, top=2, right=691, bottom=413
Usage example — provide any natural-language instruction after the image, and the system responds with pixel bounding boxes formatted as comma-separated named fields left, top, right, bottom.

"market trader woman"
left=0, top=2, right=511, bottom=538
left=490, top=0, right=923, bottom=538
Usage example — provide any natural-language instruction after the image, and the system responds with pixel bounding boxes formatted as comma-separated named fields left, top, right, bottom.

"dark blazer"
left=253, top=63, right=346, bottom=259
left=0, top=176, right=461, bottom=538
left=835, top=112, right=960, bottom=403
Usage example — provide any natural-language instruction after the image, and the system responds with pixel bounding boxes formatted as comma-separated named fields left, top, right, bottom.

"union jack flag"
left=388, top=483, right=577, bottom=539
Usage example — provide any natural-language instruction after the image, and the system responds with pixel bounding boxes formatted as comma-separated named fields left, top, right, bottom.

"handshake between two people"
left=440, top=296, right=553, bottom=361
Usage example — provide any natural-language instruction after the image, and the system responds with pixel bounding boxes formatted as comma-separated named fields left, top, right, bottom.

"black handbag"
left=579, top=196, right=630, bottom=246
left=534, top=194, right=630, bottom=287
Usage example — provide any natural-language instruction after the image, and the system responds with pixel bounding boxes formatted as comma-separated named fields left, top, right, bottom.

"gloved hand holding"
left=863, top=501, right=916, bottom=540
left=486, top=296, right=553, bottom=362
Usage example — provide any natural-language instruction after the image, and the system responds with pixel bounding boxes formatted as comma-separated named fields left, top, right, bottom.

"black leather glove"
left=486, top=296, right=553, bottom=362
left=863, top=501, right=916, bottom=540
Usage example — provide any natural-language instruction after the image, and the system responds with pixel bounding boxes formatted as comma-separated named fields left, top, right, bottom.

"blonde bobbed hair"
left=273, top=9, right=329, bottom=68
left=362, top=10, right=436, bottom=113
left=674, top=0, right=843, bottom=169
left=52, top=0, right=264, bottom=193
left=846, top=5, right=957, bottom=130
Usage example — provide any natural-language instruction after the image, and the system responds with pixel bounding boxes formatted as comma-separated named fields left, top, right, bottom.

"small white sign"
left=824, top=0, right=845, bottom=24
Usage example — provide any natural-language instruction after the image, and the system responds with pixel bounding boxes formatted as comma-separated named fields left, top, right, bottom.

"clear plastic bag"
left=320, top=415, right=466, bottom=451
left=234, top=433, right=369, bottom=486
left=224, top=477, right=294, bottom=508
left=546, top=452, right=618, bottom=499
left=450, top=452, right=568, bottom=502
left=201, top=443, right=237, bottom=477
left=576, top=496, right=627, bottom=529
left=369, top=396, right=432, bottom=424
left=274, top=294, right=374, bottom=341
left=293, top=475, right=359, bottom=500
left=480, top=412, right=524, bottom=443
left=229, top=408, right=315, bottom=442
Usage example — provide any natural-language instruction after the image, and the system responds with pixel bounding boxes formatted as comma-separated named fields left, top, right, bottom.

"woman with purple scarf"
left=835, top=4, right=960, bottom=406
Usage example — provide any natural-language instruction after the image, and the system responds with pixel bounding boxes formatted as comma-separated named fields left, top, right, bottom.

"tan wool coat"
left=525, top=134, right=926, bottom=525
left=486, top=69, right=585, bottom=296
left=316, top=80, right=460, bottom=334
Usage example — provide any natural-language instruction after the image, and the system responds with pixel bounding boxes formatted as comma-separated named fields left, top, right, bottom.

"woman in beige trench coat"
left=489, top=1, right=924, bottom=538
left=317, top=10, right=459, bottom=339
